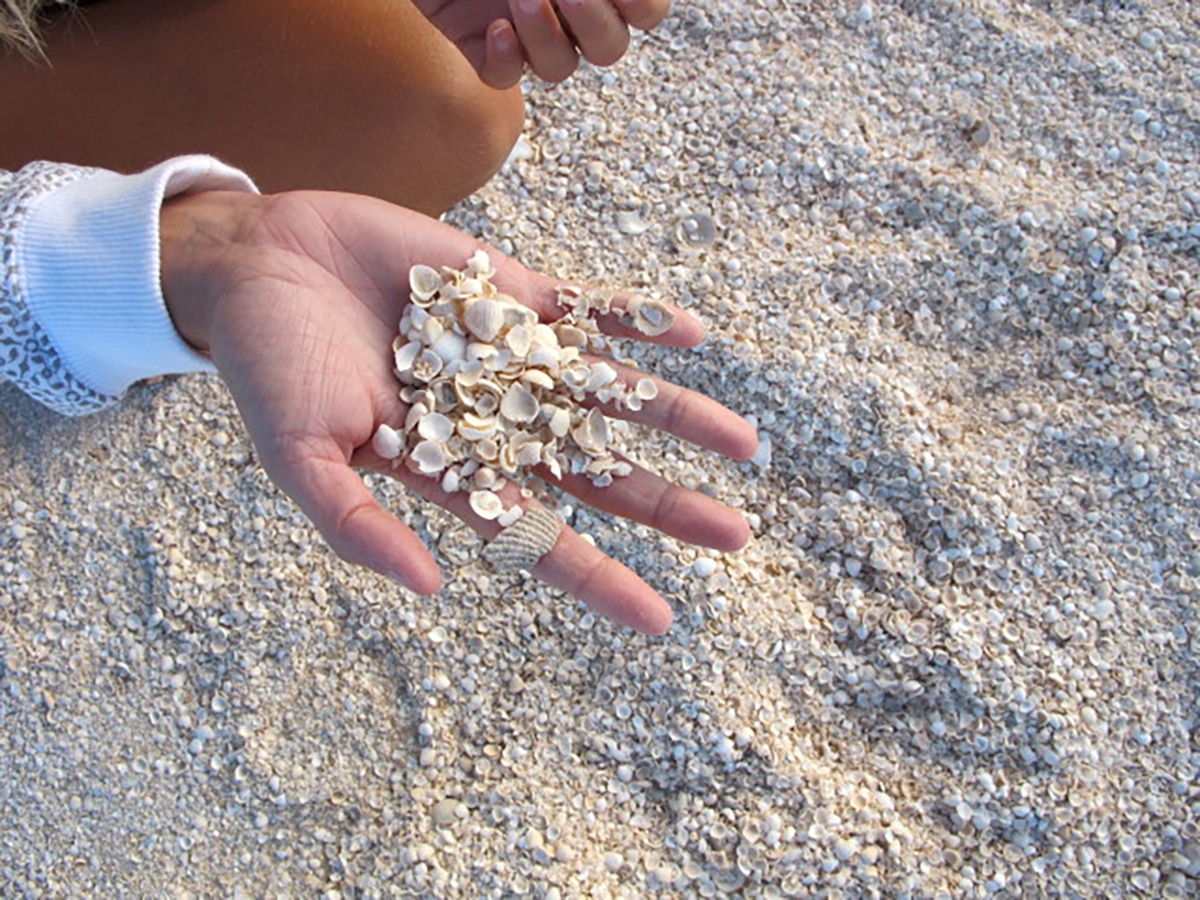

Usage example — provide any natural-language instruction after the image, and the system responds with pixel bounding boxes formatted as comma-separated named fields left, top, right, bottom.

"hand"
left=160, top=189, right=757, bottom=634
left=412, top=0, right=671, bottom=88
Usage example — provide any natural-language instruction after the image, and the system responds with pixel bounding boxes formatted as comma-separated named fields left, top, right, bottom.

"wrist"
left=160, top=190, right=264, bottom=353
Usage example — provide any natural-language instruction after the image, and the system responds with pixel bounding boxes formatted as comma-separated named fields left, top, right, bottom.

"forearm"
left=0, top=156, right=257, bottom=415
left=0, top=0, right=522, bottom=215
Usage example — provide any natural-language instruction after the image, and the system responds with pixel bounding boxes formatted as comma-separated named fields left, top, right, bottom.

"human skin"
left=414, top=0, right=672, bottom=88
left=0, top=0, right=525, bottom=215
left=159, top=188, right=758, bottom=634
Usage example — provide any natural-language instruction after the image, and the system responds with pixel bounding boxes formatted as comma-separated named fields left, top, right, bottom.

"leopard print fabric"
left=1, top=162, right=114, bottom=415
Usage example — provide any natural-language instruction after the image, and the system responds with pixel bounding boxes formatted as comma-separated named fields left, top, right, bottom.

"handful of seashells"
left=372, top=250, right=673, bottom=572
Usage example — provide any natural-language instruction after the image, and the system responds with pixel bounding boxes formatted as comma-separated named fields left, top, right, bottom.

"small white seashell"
left=527, top=346, right=562, bottom=371
left=483, top=505, right=561, bottom=573
left=497, top=442, right=519, bottom=475
left=585, top=361, right=619, bottom=393
left=516, top=443, right=543, bottom=468
left=529, top=323, right=560, bottom=349
left=460, top=277, right=485, bottom=297
left=457, top=412, right=499, bottom=441
left=473, top=390, right=501, bottom=418
left=402, top=304, right=429, bottom=335
left=372, top=423, right=404, bottom=460
left=463, top=298, right=507, bottom=342
left=417, top=412, right=455, bottom=443
left=412, top=348, right=445, bottom=382
left=409, top=264, right=443, bottom=301
left=511, top=433, right=545, bottom=467
left=572, top=408, right=611, bottom=455
left=410, top=440, right=448, bottom=475
left=419, top=316, right=444, bottom=346
left=466, top=249, right=494, bottom=278
left=430, top=329, right=467, bottom=367
left=475, top=436, right=501, bottom=463
left=498, top=296, right=537, bottom=330
left=429, top=378, right=458, bottom=411
left=616, top=209, right=652, bottom=236
left=394, top=340, right=421, bottom=375
left=554, top=323, right=589, bottom=348
left=404, top=402, right=430, bottom=434
left=497, top=505, right=525, bottom=528
left=521, top=369, right=555, bottom=391
left=481, top=348, right=513, bottom=373
left=500, top=382, right=540, bottom=424
left=561, top=364, right=591, bottom=391
left=441, top=469, right=460, bottom=494
left=546, top=405, right=572, bottom=439
left=542, top=448, right=564, bottom=480
left=505, top=324, right=533, bottom=358
left=474, top=466, right=500, bottom=489
left=468, top=489, right=505, bottom=521
left=634, top=377, right=659, bottom=401
left=672, top=212, right=718, bottom=251
left=624, top=296, right=676, bottom=336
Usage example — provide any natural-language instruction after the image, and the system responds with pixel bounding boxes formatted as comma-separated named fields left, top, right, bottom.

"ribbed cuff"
left=18, top=155, right=258, bottom=398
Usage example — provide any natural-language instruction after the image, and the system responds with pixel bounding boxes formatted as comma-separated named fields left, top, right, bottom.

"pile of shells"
left=373, top=251, right=672, bottom=526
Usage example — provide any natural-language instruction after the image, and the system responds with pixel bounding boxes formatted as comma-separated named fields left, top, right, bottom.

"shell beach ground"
left=2, top=0, right=1198, bottom=895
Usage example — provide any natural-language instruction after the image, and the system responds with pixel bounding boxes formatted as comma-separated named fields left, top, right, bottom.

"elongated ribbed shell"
left=483, top=506, right=561, bottom=573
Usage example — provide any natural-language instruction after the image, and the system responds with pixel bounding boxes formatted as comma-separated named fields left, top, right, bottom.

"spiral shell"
left=483, top=506, right=562, bottom=573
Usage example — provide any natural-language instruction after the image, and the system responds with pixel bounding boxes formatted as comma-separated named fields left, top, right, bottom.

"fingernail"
left=516, top=0, right=542, bottom=16
left=489, top=20, right=515, bottom=52
left=386, top=569, right=417, bottom=592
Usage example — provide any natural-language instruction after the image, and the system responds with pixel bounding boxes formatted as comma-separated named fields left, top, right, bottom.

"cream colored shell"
left=373, top=252, right=669, bottom=513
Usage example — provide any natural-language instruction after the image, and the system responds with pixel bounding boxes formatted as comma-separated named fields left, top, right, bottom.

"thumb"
left=277, top=453, right=443, bottom=594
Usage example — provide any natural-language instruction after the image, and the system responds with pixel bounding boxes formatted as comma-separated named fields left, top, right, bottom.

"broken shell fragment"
left=409, top=264, right=443, bottom=301
left=469, top=489, right=505, bottom=521
left=410, top=440, right=449, bottom=475
left=624, top=296, right=676, bottom=336
left=672, top=212, right=718, bottom=251
left=389, top=254, right=666, bottom=514
left=500, top=382, right=540, bottom=424
left=372, top=423, right=404, bottom=460
left=635, top=378, right=659, bottom=401
left=417, top=412, right=455, bottom=443
left=463, top=298, right=506, bottom=342
left=572, top=408, right=611, bottom=456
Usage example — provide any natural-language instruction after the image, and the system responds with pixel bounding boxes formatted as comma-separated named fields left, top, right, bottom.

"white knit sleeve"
left=1, top=155, right=258, bottom=415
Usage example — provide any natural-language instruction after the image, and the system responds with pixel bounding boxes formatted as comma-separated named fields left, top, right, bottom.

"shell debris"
left=374, top=253, right=667, bottom=521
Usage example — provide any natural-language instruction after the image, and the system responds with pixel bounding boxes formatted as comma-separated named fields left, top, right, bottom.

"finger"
left=481, top=19, right=527, bottom=89
left=540, top=457, right=751, bottom=552
left=396, top=467, right=673, bottom=634
left=509, top=0, right=580, bottom=82
left=555, top=0, right=630, bottom=67
left=280, top=453, right=443, bottom=595
left=534, top=530, right=673, bottom=635
left=486, top=266, right=708, bottom=349
left=611, top=0, right=671, bottom=31
left=584, top=358, right=761, bottom=460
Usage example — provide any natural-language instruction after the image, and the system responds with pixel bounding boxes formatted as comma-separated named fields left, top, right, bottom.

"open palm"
left=162, top=189, right=755, bottom=633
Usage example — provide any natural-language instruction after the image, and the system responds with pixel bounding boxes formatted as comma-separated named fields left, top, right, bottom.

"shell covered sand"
left=2, top=0, right=1199, bottom=895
